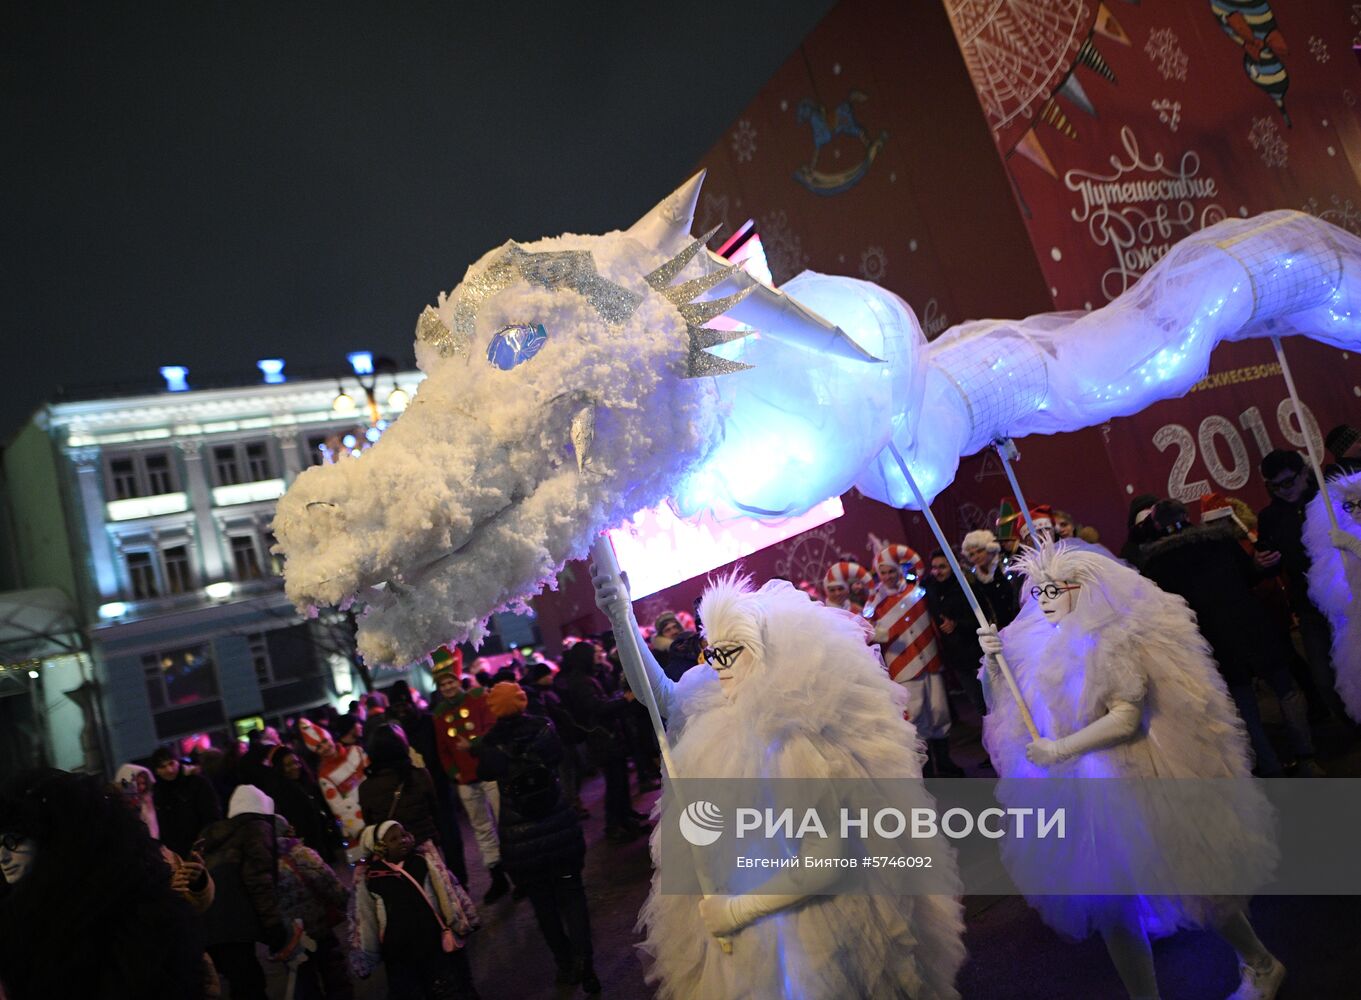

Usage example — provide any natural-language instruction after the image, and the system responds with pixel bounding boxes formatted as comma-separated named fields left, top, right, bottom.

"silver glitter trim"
left=426, top=242, right=644, bottom=359
left=416, top=305, right=469, bottom=359
left=643, top=225, right=723, bottom=291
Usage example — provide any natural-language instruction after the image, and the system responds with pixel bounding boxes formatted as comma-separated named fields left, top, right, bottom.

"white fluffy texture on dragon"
left=1305, top=471, right=1361, bottom=722
left=274, top=170, right=1361, bottom=666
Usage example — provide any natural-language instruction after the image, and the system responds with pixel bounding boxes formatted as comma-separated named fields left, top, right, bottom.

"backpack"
left=501, top=727, right=562, bottom=821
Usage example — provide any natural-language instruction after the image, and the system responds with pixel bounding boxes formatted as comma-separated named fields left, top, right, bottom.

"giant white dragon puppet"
left=273, top=172, right=1361, bottom=668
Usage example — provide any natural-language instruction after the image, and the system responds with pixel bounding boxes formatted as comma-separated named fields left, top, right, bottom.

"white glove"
left=698, top=892, right=805, bottom=937
left=1024, top=700, right=1142, bottom=767
left=977, top=624, right=1003, bottom=657
left=1024, top=737, right=1065, bottom=766
left=1330, top=527, right=1361, bottom=558
left=872, top=623, right=890, bottom=645
left=590, top=561, right=633, bottom=625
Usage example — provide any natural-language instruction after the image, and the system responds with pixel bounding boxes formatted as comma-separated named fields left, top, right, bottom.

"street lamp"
left=333, top=352, right=404, bottom=427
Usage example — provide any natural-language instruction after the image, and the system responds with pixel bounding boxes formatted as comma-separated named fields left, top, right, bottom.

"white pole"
left=589, top=533, right=732, bottom=953
left=887, top=444, right=1041, bottom=741
left=1271, top=335, right=1339, bottom=532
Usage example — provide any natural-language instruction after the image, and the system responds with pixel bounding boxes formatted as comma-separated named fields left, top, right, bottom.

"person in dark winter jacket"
left=1258, top=449, right=1349, bottom=724
left=1119, top=492, right=1160, bottom=568
left=664, top=629, right=704, bottom=684
left=151, top=747, right=222, bottom=859
left=556, top=641, right=648, bottom=842
left=924, top=550, right=990, bottom=715
left=525, top=663, right=590, bottom=818
left=0, top=768, right=205, bottom=1000
left=475, top=682, right=600, bottom=994
left=266, top=745, right=345, bottom=862
left=389, top=682, right=470, bottom=886
left=200, top=784, right=304, bottom=1000
left=1140, top=500, right=1324, bottom=776
left=359, top=723, right=444, bottom=850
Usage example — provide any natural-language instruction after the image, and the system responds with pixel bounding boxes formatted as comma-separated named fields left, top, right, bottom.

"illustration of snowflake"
left=773, top=524, right=845, bottom=587
left=1145, top=28, right=1188, bottom=82
left=1248, top=116, right=1288, bottom=168
left=1353, top=4, right=1361, bottom=47
left=697, top=192, right=730, bottom=241
left=1309, top=36, right=1330, bottom=63
left=1151, top=98, right=1181, bottom=133
left=859, top=246, right=887, bottom=283
left=759, top=209, right=811, bottom=285
left=1302, top=195, right=1361, bottom=236
left=731, top=119, right=757, bottom=163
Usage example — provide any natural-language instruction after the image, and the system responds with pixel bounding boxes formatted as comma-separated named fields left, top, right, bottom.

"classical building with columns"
left=0, top=367, right=422, bottom=771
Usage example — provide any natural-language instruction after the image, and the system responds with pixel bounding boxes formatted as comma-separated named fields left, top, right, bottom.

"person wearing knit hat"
left=822, top=560, right=871, bottom=614
left=299, top=717, right=368, bottom=861
left=651, top=610, right=683, bottom=658
left=865, top=543, right=964, bottom=776
left=487, top=680, right=530, bottom=718
left=473, top=678, right=598, bottom=991
left=431, top=645, right=509, bottom=903
left=200, top=782, right=304, bottom=994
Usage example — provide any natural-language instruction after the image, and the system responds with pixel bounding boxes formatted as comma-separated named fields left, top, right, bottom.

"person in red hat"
left=431, top=646, right=511, bottom=904
left=864, top=543, right=964, bottom=776
left=821, top=560, right=871, bottom=614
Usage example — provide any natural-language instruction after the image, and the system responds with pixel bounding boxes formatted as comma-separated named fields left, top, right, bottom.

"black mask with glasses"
left=702, top=644, right=745, bottom=670
left=1030, top=583, right=1081, bottom=601
left=1, top=832, right=30, bottom=851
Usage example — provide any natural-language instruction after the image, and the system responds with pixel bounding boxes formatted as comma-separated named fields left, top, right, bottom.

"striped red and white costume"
left=823, top=560, right=871, bottom=615
left=866, top=545, right=951, bottom=739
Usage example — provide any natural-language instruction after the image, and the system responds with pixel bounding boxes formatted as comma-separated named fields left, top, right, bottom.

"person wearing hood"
left=1119, top=493, right=1161, bottom=568
left=199, top=784, right=304, bottom=1000
left=272, top=814, right=351, bottom=1000
left=359, top=723, right=443, bottom=855
left=1140, top=499, right=1324, bottom=776
left=151, top=747, right=221, bottom=860
left=924, top=549, right=991, bottom=717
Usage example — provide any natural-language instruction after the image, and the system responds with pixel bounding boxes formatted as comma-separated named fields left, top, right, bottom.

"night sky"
left=2, top=0, right=834, bottom=439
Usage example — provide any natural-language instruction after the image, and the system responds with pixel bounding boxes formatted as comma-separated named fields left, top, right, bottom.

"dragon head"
left=274, top=173, right=914, bottom=665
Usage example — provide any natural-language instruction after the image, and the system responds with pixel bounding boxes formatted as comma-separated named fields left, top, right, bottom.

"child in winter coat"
left=349, top=820, right=480, bottom=1000
left=274, top=816, right=350, bottom=999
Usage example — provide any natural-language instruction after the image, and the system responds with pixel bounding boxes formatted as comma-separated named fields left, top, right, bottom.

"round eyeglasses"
left=702, top=644, right=745, bottom=670
left=1030, top=583, right=1081, bottom=601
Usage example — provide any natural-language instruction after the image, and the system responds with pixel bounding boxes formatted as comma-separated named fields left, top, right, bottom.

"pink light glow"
left=608, top=496, right=845, bottom=599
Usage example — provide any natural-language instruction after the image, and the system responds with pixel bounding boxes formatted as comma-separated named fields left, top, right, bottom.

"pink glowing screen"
left=607, top=496, right=845, bottom=599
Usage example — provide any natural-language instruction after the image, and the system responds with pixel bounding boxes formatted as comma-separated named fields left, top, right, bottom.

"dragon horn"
left=626, top=170, right=706, bottom=254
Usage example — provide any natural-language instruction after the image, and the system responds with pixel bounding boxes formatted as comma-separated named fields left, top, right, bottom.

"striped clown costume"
left=865, top=543, right=951, bottom=739
left=823, top=560, right=872, bottom=615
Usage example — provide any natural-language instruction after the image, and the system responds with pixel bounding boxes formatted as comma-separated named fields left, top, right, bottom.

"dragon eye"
left=486, top=323, right=548, bottom=370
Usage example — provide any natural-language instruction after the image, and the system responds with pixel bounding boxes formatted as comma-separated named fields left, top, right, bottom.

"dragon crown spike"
left=644, top=225, right=723, bottom=291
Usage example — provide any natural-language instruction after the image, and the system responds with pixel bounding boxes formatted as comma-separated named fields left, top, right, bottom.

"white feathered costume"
left=597, top=570, right=965, bottom=1000
left=982, top=542, right=1276, bottom=941
left=1304, top=470, right=1361, bottom=722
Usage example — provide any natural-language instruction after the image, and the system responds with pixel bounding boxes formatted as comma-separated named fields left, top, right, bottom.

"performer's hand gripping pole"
left=589, top=533, right=734, bottom=954
left=888, top=443, right=1041, bottom=741
left=1271, top=335, right=1339, bottom=532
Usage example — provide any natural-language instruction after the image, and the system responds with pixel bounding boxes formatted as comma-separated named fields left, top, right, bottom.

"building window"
left=248, top=632, right=273, bottom=685
left=213, top=446, right=242, bottom=486
left=305, top=433, right=330, bottom=467
left=106, top=450, right=178, bottom=499
left=230, top=534, right=263, bottom=580
left=245, top=442, right=273, bottom=480
left=264, top=531, right=283, bottom=576
left=212, top=440, right=274, bottom=486
left=144, top=453, right=174, bottom=495
left=127, top=551, right=158, bottom=599
left=142, top=645, right=219, bottom=707
left=110, top=458, right=138, bottom=500
left=163, top=545, right=194, bottom=594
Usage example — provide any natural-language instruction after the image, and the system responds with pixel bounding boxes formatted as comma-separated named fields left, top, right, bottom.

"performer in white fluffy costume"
left=592, top=561, right=966, bottom=1000
left=978, top=540, right=1282, bottom=1000
left=1304, top=470, right=1361, bottom=722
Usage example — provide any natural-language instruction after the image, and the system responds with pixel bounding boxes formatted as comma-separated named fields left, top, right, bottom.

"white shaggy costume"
left=594, top=569, right=966, bottom=1000
left=980, top=542, right=1282, bottom=1000
left=1304, top=470, right=1361, bottom=722
left=982, top=543, right=1276, bottom=938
